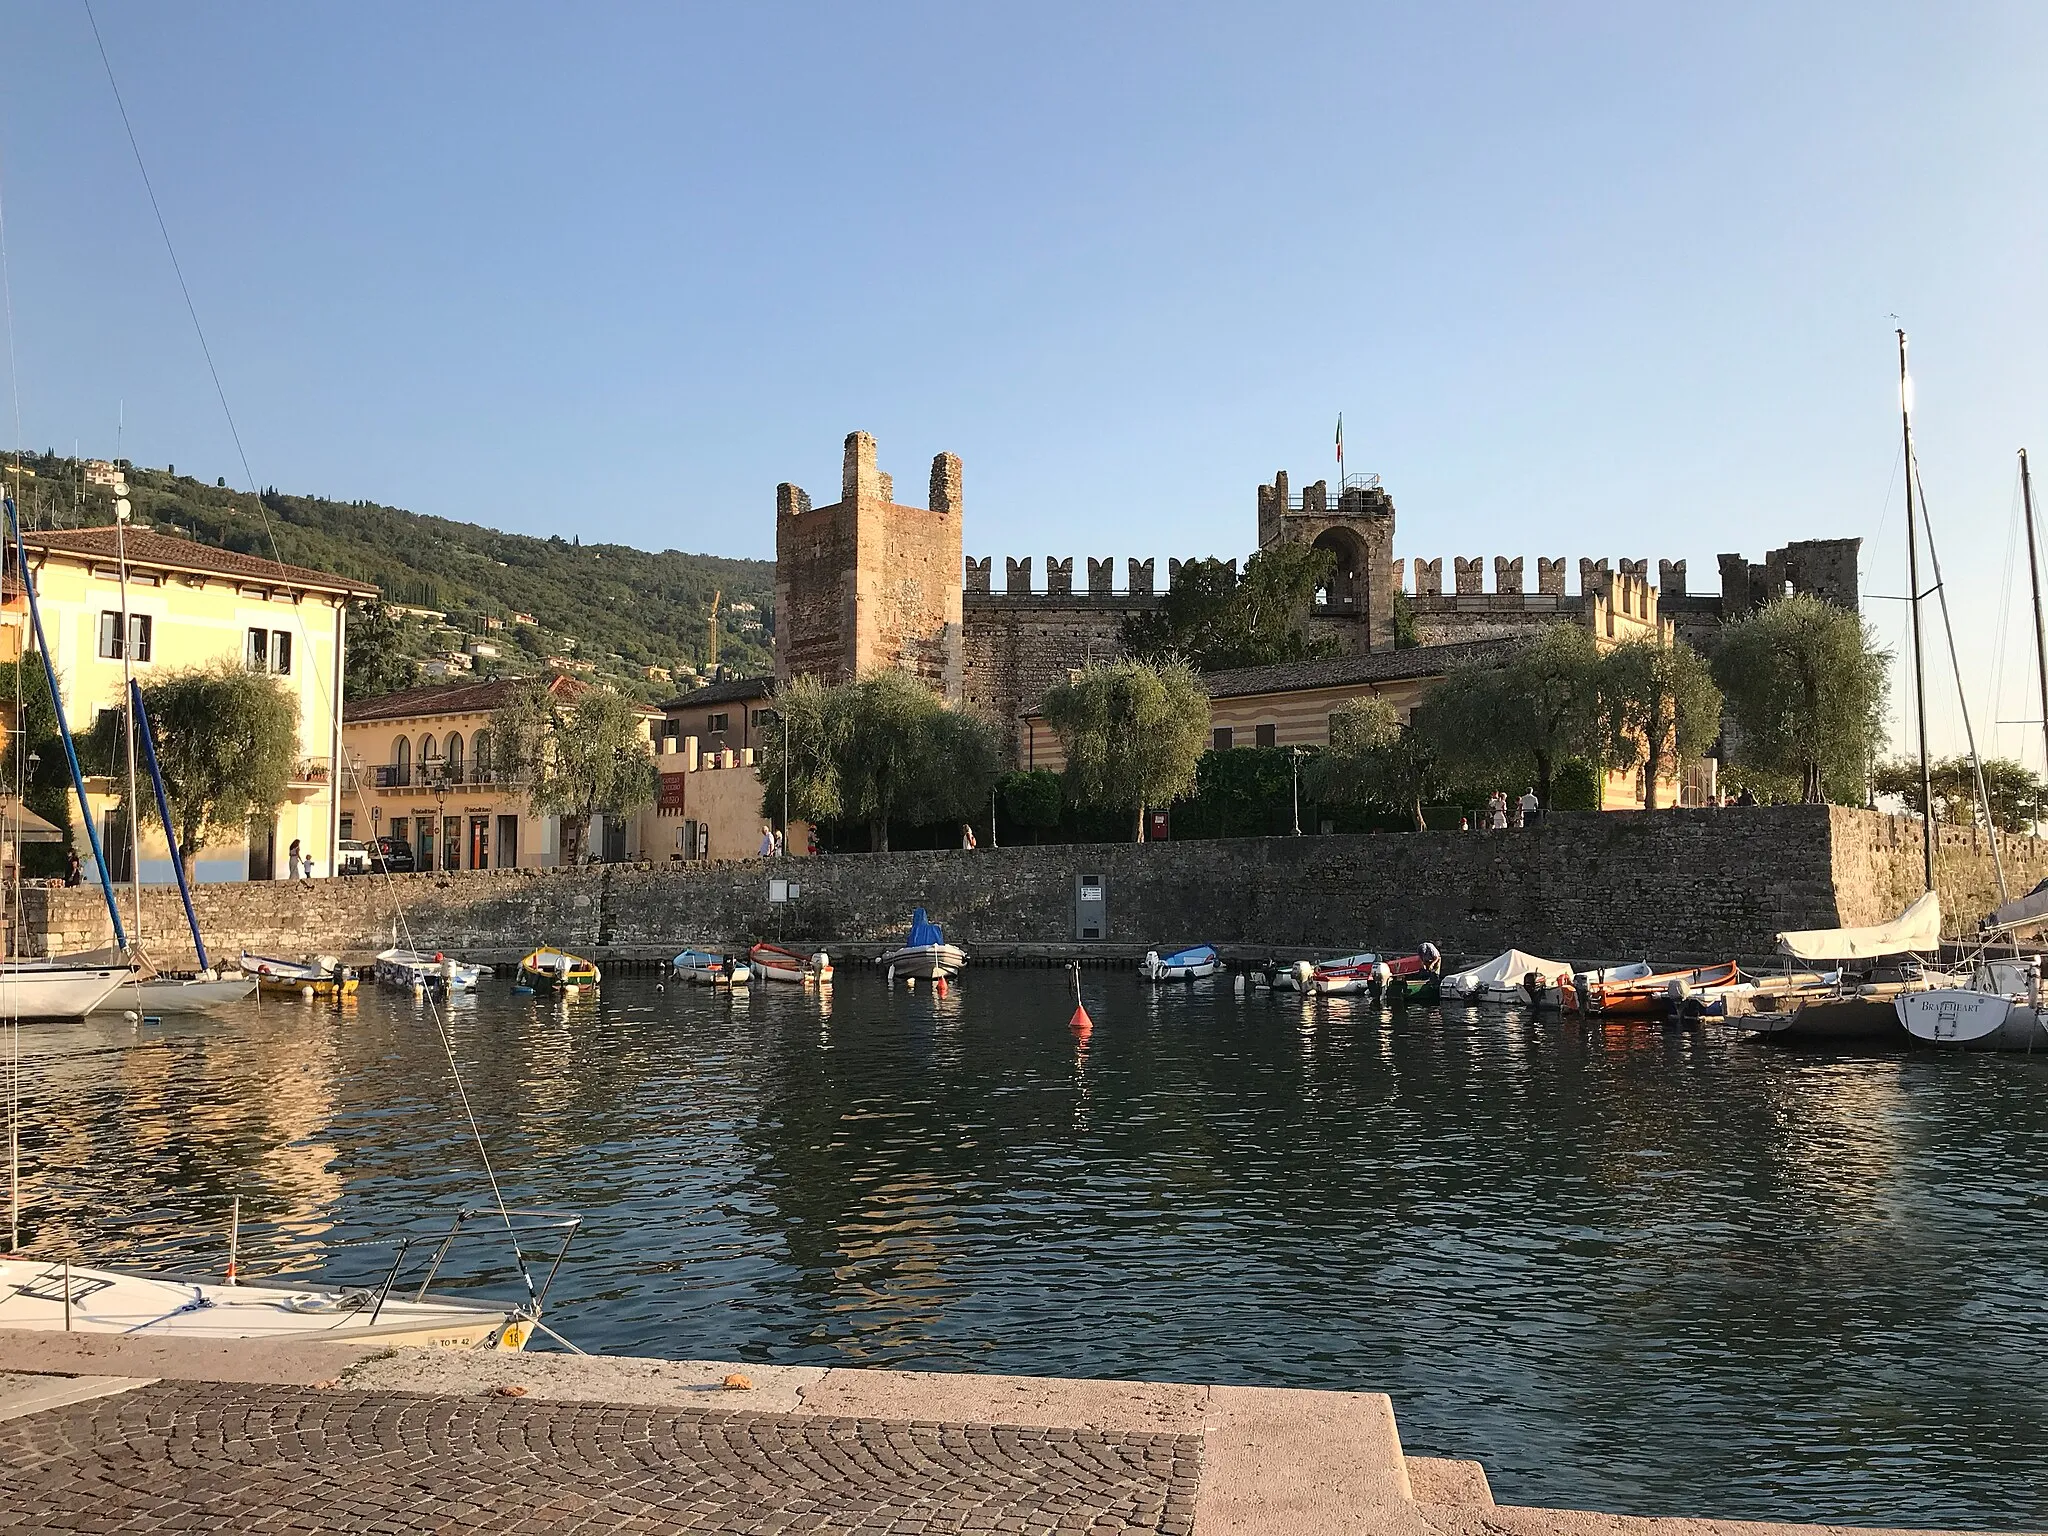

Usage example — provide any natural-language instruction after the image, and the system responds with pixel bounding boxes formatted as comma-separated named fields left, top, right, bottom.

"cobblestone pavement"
left=0, top=1380, right=1202, bottom=1535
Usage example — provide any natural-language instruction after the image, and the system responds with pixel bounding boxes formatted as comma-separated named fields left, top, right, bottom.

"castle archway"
left=1311, top=528, right=1367, bottom=613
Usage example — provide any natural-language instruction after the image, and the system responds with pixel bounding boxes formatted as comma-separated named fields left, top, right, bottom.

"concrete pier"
left=0, top=1329, right=2010, bottom=1535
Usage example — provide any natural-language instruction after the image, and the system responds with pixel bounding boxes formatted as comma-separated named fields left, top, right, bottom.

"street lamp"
left=1291, top=746, right=1302, bottom=837
left=434, top=780, right=448, bottom=870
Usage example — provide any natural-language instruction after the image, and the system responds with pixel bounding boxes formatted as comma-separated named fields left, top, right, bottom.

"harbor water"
left=6, top=971, right=2045, bottom=1527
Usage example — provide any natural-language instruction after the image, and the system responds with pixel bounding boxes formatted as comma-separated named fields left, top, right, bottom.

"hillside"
left=3, top=452, right=775, bottom=700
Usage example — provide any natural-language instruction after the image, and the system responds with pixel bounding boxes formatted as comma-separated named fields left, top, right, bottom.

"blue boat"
left=1139, top=944, right=1219, bottom=982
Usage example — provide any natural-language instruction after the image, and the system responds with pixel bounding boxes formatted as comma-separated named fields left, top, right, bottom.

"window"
left=339, top=815, right=355, bottom=841
left=247, top=627, right=291, bottom=674
left=272, top=630, right=292, bottom=675
left=98, top=611, right=151, bottom=661
left=393, top=735, right=411, bottom=786
left=472, top=729, right=492, bottom=783
left=246, top=627, right=269, bottom=670
left=420, top=734, right=438, bottom=768
left=751, top=708, right=775, bottom=727
left=1212, top=727, right=1233, bottom=751
left=1255, top=724, right=1277, bottom=748
left=707, top=712, right=730, bottom=733
left=444, top=732, right=464, bottom=782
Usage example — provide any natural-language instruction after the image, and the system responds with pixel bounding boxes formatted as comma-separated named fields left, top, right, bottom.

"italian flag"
left=1335, top=414, right=1344, bottom=467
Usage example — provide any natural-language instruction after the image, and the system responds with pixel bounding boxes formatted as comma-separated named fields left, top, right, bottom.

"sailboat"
left=1, top=497, right=135, bottom=1019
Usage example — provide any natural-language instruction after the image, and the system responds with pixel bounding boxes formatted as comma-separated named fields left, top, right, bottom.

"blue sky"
left=2, top=3, right=2044, bottom=763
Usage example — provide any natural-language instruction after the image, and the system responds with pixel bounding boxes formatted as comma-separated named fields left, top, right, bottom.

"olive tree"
left=126, top=662, right=299, bottom=880
left=753, top=671, right=1003, bottom=851
left=1040, top=658, right=1209, bottom=841
left=1597, top=638, right=1723, bottom=810
left=1306, top=693, right=1444, bottom=831
left=1713, top=593, right=1889, bottom=804
left=491, top=680, right=657, bottom=864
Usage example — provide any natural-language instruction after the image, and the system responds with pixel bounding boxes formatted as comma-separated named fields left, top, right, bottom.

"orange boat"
left=1584, top=961, right=1739, bottom=1016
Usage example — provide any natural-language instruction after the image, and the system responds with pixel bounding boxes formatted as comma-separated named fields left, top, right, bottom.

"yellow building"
left=341, top=675, right=666, bottom=868
left=6, top=525, right=374, bottom=881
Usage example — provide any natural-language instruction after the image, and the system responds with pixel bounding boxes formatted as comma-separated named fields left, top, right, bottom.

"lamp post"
left=434, top=780, right=448, bottom=871
left=1291, top=746, right=1302, bottom=837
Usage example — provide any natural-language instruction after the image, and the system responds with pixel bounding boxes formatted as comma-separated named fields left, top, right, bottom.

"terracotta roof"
left=344, top=673, right=588, bottom=724
left=1198, top=637, right=1528, bottom=700
left=18, top=526, right=378, bottom=598
left=661, top=674, right=775, bottom=711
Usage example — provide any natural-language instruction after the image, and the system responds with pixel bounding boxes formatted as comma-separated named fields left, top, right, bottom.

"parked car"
left=369, top=836, right=417, bottom=874
left=335, top=839, right=372, bottom=876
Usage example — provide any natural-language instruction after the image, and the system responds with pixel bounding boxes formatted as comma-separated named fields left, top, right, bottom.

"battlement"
left=962, top=555, right=1210, bottom=600
left=1400, top=554, right=1678, bottom=599
left=1716, top=538, right=1860, bottom=616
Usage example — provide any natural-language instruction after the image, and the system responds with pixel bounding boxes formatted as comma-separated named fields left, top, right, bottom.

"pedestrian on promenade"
left=1488, top=790, right=1508, bottom=831
left=287, top=839, right=303, bottom=880
left=757, top=823, right=776, bottom=858
left=63, top=851, right=82, bottom=887
left=961, top=822, right=978, bottom=850
left=1519, top=786, right=1539, bottom=827
left=1737, top=787, right=1757, bottom=807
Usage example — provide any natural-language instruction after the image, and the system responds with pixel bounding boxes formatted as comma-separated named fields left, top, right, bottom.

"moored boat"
left=1443, top=949, right=1576, bottom=1006
left=242, top=951, right=358, bottom=999
left=749, top=943, right=832, bottom=984
left=1139, top=944, right=1218, bottom=982
left=374, top=948, right=485, bottom=993
left=1312, top=953, right=1383, bottom=996
left=517, top=947, right=601, bottom=993
left=103, top=972, right=256, bottom=1015
left=673, top=949, right=752, bottom=986
left=878, top=909, right=967, bottom=979
left=1741, top=892, right=1951, bottom=1046
left=0, top=957, right=136, bottom=1019
left=1585, top=960, right=1739, bottom=1017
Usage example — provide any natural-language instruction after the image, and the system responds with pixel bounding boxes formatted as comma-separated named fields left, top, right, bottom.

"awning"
left=1777, top=890, right=1941, bottom=962
left=0, top=797, right=65, bottom=844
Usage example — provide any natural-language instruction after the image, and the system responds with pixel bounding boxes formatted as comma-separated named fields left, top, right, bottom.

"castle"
left=775, top=431, right=1860, bottom=759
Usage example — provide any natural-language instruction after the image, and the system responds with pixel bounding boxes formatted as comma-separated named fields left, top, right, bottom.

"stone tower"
left=1256, top=471, right=1398, bottom=652
left=775, top=432, right=965, bottom=702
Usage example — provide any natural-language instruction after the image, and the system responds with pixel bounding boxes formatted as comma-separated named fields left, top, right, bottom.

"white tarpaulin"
left=1444, top=948, right=1573, bottom=1000
left=1777, top=890, right=1941, bottom=962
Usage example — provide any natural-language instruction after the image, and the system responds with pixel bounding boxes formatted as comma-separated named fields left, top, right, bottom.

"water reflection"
left=3, top=974, right=2044, bottom=1528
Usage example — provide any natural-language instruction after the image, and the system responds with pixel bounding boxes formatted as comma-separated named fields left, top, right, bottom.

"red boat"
left=1585, top=961, right=1739, bottom=1016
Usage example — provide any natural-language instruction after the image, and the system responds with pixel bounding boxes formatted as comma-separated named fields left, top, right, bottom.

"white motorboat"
left=241, top=951, right=359, bottom=999
left=1312, top=953, right=1385, bottom=996
left=374, top=947, right=485, bottom=993
left=1139, top=944, right=1218, bottom=982
left=0, top=957, right=136, bottom=1019
left=1443, top=949, right=1581, bottom=1005
left=879, top=909, right=967, bottom=979
left=1893, top=959, right=2048, bottom=1051
left=749, top=943, right=832, bottom=984
left=1242, top=958, right=1315, bottom=991
left=673, top=949, right=752, bottom=986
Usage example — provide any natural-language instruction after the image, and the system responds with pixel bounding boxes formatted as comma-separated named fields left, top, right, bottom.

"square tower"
left=1256, top=471, right=1399, bottom=651
left=775, top=432, right=965, bottom=701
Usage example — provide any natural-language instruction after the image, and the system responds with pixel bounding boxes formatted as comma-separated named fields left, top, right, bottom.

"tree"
left=1713, top=594, right=1889, bottom=804
left=1306, top=694, right=1444, bottom=831
left=1873, top=754, right=2045, bottom=833
left=1121, top=544, right=1338, bottom=672
left=0, top=657, right=73, bottom=878
left=1041, top=659, right=1209, bottom=841
left=491, top=681, right=657, bottom=864
left=1597, top=638, right=1723, bottom=811
left=999, top=769, right=1064, bottom=842
left=343, top=601, right=421, bottom=700
left=127, top=663, right=299, bottom=880
left=753, top=671, right=1002, bottom=851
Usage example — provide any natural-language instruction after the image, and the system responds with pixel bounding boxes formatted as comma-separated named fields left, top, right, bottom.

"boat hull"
left=1139, top=947, right=1218, bottom=982
left=518, top=948, right=600, bottom=992
left=374, top=949, right=483, bottom=992
left=880, top=944, right=966, bottom=979
left=749, top=945, right=831, bottom=984
left=99, top=977, right=256, bottom=1014
left=0, top=962, right=133, bottom=1019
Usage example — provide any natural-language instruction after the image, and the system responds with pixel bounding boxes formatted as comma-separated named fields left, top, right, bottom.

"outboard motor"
left=1293, top=959, right=1315, bottom=991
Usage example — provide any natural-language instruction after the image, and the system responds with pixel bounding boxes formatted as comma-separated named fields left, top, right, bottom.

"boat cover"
left=906, top=908, right=945, bottom=947
left=1777, top=890, right=1941, bottom=962
left=1987, top=881, right=2048, bottom=932
left=1444, top=949, right=1571, bottom=995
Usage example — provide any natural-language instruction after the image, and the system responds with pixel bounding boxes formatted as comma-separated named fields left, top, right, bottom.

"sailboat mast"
left=1898, top=329, right=1934, bottom=893
left=2022, top=449, right=2048, bottom=788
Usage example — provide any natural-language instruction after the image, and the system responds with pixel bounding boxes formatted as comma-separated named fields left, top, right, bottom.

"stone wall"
left=23, top=807, right=2024, bottom=972
left=961, top=594, right=1152, bottom=759
left=1826, top=806, right=2048, bottom=931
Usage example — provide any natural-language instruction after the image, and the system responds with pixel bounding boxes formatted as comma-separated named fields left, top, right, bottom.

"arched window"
left=393, top=734, right=411, bottom=786
left=472, top=729, right=492, bottom=784
left=420, top=733, right=438, bottom=766
left=444, top=732, right=464, bottom=783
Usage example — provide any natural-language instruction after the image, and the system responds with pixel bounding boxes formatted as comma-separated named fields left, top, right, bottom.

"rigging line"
left=1, top=128, right=23, bottom=1254
left=80, top=0, right=259, bottom=502
left=1988, top=471, right=2022, bottom=766
left=1914, top=459, right=2008, bottom=900
left=80, top=4, right=537, bottom=1302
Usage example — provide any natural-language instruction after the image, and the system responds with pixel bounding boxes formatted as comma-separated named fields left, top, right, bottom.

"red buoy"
left=1069, top=1004, right=1093, bottom=1035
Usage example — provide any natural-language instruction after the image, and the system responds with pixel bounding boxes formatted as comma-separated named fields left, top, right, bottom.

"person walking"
left=757, top=823, right=777, bottom=858
left=961, top=822, right=978, bottom=850
left=287, top=839, right=304, bottom=880
left=1488, top=790, right=1508, bottom=831
left=1519, top=786, right=1540, bottom=827
left=63, top=850, right=82, bottom=887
